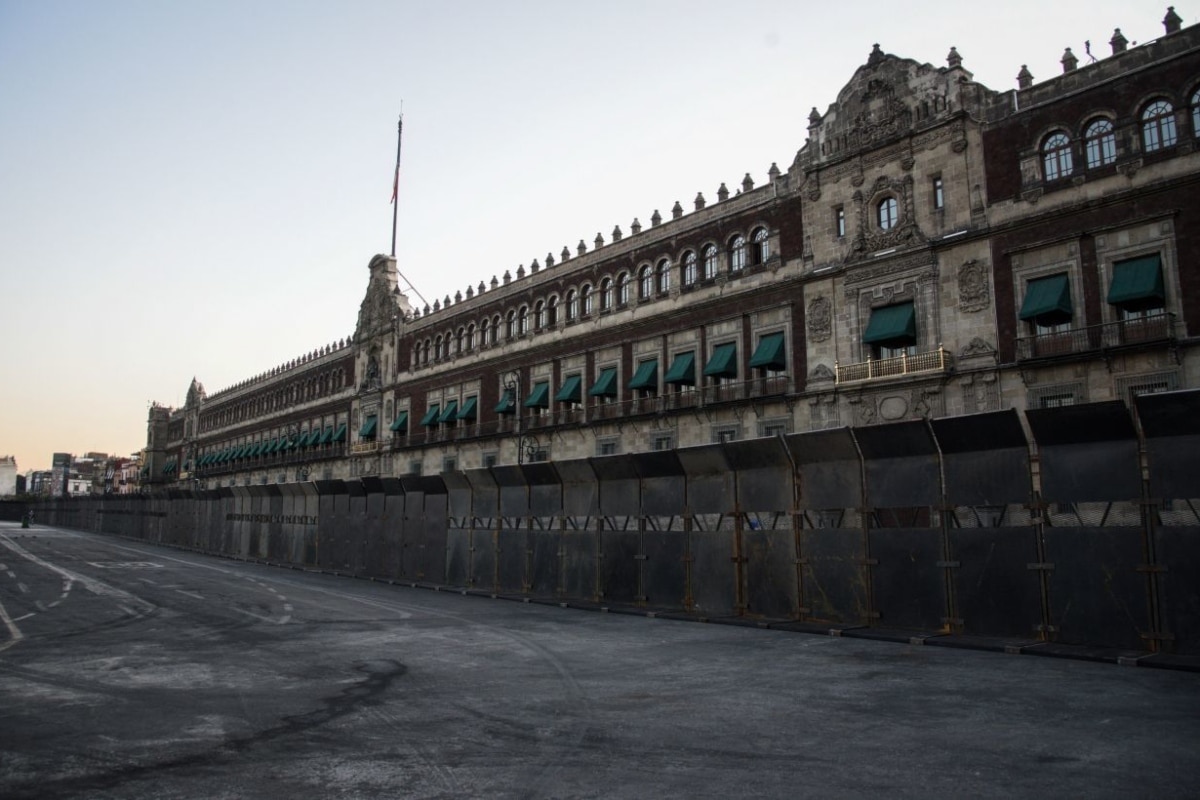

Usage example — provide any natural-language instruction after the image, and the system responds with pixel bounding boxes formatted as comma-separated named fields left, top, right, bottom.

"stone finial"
left=454, top=290, right=462, bottom=303
left=479, top=280, right=487, bottom=293
left=546, top=252, right=555, bottom=267
left=412, top=307, right=421, bottom=318
left=432, top=299, right=441, bottom=312
left=808, top=106, right=821, bottom=126
left=503, top=270, right=511, bottom=285
left=651, top=209, right=662, bottom=226
left=694, top=192, right=706, bottom=211
left=490, top=275, right=499, bottom=289
left=423, top=304, right=431, bottom=315
left=443, top=294, right=451, bottom=307
left=1017, top=64, right=1033, bottom=89
left=466, top=285, right=474, bottom=299
left=530, top=258, right=540, bottom=274
left=1165, top=6, right=1182, bottom=34
left=516, top=264, right=525, bottom=279
left=946, top=46, right=963, bottom=70
left=742, top=173, right=754, bottom=192
left=768, top=162, right=781, bottom=180
left=594, top=232, right=605, bottom=248
left=612, top=225, right=622, bottom=242
left=577, top=239, right=587, bottom=255
left=671, top=201, right=683, bottom=219
left=717, top=182, right=730, bottom=202
left=562, top=245, right=571, bottom=261
left=1061, top=47, right=1078, bottom=72
left=867, top=43, right=885, bottom=68
left=630, top=218, right=641, bottom=235
left=1110, top=28, right=1128, bottom=54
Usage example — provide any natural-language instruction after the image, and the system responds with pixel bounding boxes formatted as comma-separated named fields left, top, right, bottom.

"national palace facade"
left=146, top=9, right=1200, bottom=489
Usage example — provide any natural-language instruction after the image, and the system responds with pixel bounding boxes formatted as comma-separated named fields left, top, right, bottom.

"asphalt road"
left=0, top=522, right=1197, bottom=799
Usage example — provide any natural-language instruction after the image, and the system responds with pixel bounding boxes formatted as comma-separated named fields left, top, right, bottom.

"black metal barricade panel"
left=678, top=446, right=734, bottom=516
left=379, top=492, right=405, bottom=578
left=399, top=477, right=425, bottom=579
left=641, top=531, right=688, bottom=609
left=599, top=530, right=639, bottom=603
left=799, top=529, right=869, bottom=624
left=690, top=531, right=736, bottom=615
left=868, top=528, right=948, bottom=631
left=231, top=488, right=251, bottom=556
left=950, top=527, right=1043, bottom=639
left=1027, top=402, right=1141, bottom=503
left=854, top=421, right=940, bottom=509
left=787, top=428, right=863, bottom=510
left=557, top=459, right=599, bottom=518
left=1136, top=390, right=1200, bottom=500
left=496, top=528, right=527, bottom=594
left=562, top=530, right=597, bottom=601
left=341, top=492, right=366, bottom=573
left=446, top=528, right=471, bottom=588
left=422, top=488, right=448, bottom=584
left=493, top=465, right=529, bottom=520
left=591, top=456, right=640, bottom=517
left=529, top=530, right=561, bottom=597
left=932, top=410, right=1031, bottom=506
left=316, top=487, right=340, bottom=570
left=363, top=491, right=387, bottom=578
left=267, top=492, right=284, bottom=561
left=463, top=468, right=499, bottom=521
left=522, top=463, right=563, bottom=518
left=442, top=471, right=473, bottom=520
left=633, top=452, right=685, bottom=518
left=1154, top=525, right=1200, bottom=655
left=726, top=438, right=794, bottom=513
left=332, top=493, right=356, bottom=570
left=472, top=529, right=497, bottom=592
left=742, top=527, right=799, bottom=619
left=1042, top=527, right=1150, bottom=650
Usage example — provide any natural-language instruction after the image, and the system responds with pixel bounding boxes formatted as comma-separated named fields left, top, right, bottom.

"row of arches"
left=410, top=227, right=772, bottom=369
left=201, top=368, right=347, bottom=431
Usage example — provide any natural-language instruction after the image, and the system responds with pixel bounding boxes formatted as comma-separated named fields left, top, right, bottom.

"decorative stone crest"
left=809, top=363, right=835, bottom=381
left=957, top=259, right=990, bottom=312
left=807, top=296, right=833, bottom=342
left=959, top=337, right=996, bottom=359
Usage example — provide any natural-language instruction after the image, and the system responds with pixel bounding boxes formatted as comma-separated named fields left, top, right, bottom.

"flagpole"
left=390, top=114, right=403, bottom=258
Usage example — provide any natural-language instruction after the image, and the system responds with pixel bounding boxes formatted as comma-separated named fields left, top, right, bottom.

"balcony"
left=1015, top=314, right=1176, bottom=362
left=350, top=441, right=379, bottom=455
left=835, top=347, right=952, bottom=385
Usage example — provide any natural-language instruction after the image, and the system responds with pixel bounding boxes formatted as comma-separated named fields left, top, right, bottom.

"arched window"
left=1084, top=119, right=1117, bottom=168
left=656, top=258, right=671, bottom=293
left=456, top=327, right=465, bottom=353
left=466, top=323, right=475, bottom=351
left=702, top=244, right=718, bottom=280
left=434, top=335, right=443, bottom=360
left=518, top=305, right=529, bottom=336
left=492, top=315, right=501, bottom=344
left=1042, top=131, right=1073, bottom=180
left=566, top=290, right=578, bottom=321
left=617, top=272, right=630, bottom=305
left=751, top=228, right=769, bottom=265
left=547, top=295, right=558, bottom=325
left=534, top=300, right=546, bottom=330
left=878, top=197, right=898, bottom=230
left=479, top=319, right=490, bottom=347
left=600, top=278, right=613, bottom=311
left=581, top=284, right=594, bottom=315
left=1192, top=89, right=1200, bottom=138
left=639, top=265, right=653, bottom=299
left=506, top=311, right=516, bottom=339
left=728, top=235, right=746, bottom=272
left=683, top=251, right=698, bottom=286
left=1141, top=100, right=1177, bottom=151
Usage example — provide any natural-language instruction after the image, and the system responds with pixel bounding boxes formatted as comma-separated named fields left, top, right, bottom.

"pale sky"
left=0, top=0, right=1185, bottom=473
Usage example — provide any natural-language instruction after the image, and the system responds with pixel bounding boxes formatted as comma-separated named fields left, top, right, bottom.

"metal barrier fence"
left=34, top=392, right=1200, bottom=657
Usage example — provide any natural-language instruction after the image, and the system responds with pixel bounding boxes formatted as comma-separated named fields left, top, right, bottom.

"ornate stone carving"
left=807, top=296, right=833, bottom=342
left=957, top=259, right=990, bottom=312
left=959, top=337, right=995, bottom=358
left=809, top=363, right=835, bottom=381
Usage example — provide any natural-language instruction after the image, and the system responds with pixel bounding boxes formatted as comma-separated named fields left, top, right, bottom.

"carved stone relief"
left=957, top=260, right=990, bottom=312
left=807, top=297, right=833, bottom=342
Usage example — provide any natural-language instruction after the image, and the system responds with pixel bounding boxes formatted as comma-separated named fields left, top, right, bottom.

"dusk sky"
left=0, top=0, right=1185, bottom=473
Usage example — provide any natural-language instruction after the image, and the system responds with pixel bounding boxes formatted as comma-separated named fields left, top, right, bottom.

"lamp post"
left=502, top=370, right=540, bottom=465
left=287, top=423, right=311, bottom=483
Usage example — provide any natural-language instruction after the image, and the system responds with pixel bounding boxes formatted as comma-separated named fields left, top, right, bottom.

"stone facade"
left=147, top=10, right=1200, bottom=488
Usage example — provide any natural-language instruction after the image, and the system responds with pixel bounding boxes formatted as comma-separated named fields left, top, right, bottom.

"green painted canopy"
left=1018, top=275, right=1072, bottom=323
left=664, top=352, right=696, bottom=386
left=862, top=302, right=917, bottom=344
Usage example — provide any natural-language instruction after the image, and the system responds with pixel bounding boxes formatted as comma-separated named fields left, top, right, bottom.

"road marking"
left=17, top=582, right=28, bottom=594
left=86, top=561, right=164, bottom=570
left=0, top=535, right=154, bottom=615
left=174, top=589, right=204, bottom=600
left=5, top=571, right=14, bottom=579
left=232, top=607, right=289, bottom=625
left=0, top=597, right=24, bottom=653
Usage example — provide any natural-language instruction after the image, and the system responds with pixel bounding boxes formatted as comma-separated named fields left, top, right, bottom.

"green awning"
left=748, top=332, right=787, bottom=370
left=863, top=302, right=918, bottom=344
left=1107, top=255, right=1164, bottom=308
left=524, top=381, right=550, bottom=408
left=420, top=404, right=441, bottom=427
left=703, top=343, right=738, bottom=378
left=588, top=368, right=618, bottom=397
left=457, top=396, right=478, bottom=421
left=360, top=415, right=378, bottom=437
left=628, top=359, right=658, bottom=390
left=305, top=429, right=322, bottom=447
left=437, top=400, right=459, bottom=424
left=664, top=352, right=696, bottom=386
left=557, top=375, right=583, bottom=403
left=318, top=427, right=334, bottom=445
left=1018, top=275, right=1072, bottom=323
left=249, top=442, right=263, bottom=457
left=295, top=431, right=309, bottom=448
left=389, top=411, right=409, bottom=432
left=267, top=438, right=281, bottom=454
left=495, top=390, right=516, bottom=414
left=332, top=423, right=346, bottom=443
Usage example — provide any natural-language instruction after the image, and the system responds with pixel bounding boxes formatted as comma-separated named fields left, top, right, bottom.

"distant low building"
left=0, top=456, right=16, bottom=498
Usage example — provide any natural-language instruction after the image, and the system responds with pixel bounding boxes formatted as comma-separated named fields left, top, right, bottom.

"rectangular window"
left=482, top=452, right=498, bottom=469
left=596, top=439, right=619, bottom=456
left=1038, top=393, right=1076, bottom=409
left=932, top=176, right=944, bottom=210
left=712, top=424, right=740, bottom=444
left=442, top=456, right=457, bottom=473
left=652, top=434, right=675, bottom=451
left=408, top=460, right=422, bottom=476
left=835, top=206, right=846, bottom=238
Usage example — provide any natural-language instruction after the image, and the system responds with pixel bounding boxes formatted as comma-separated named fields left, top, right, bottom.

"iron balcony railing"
left=1015, top=313, right=1175, bottom=361
left=835, top=346, right=951, bottom=384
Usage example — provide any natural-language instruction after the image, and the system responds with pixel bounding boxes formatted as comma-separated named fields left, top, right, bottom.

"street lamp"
left=287, top=423, right=311, bottom=482
left=502, top=370, right=540, bottom=465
